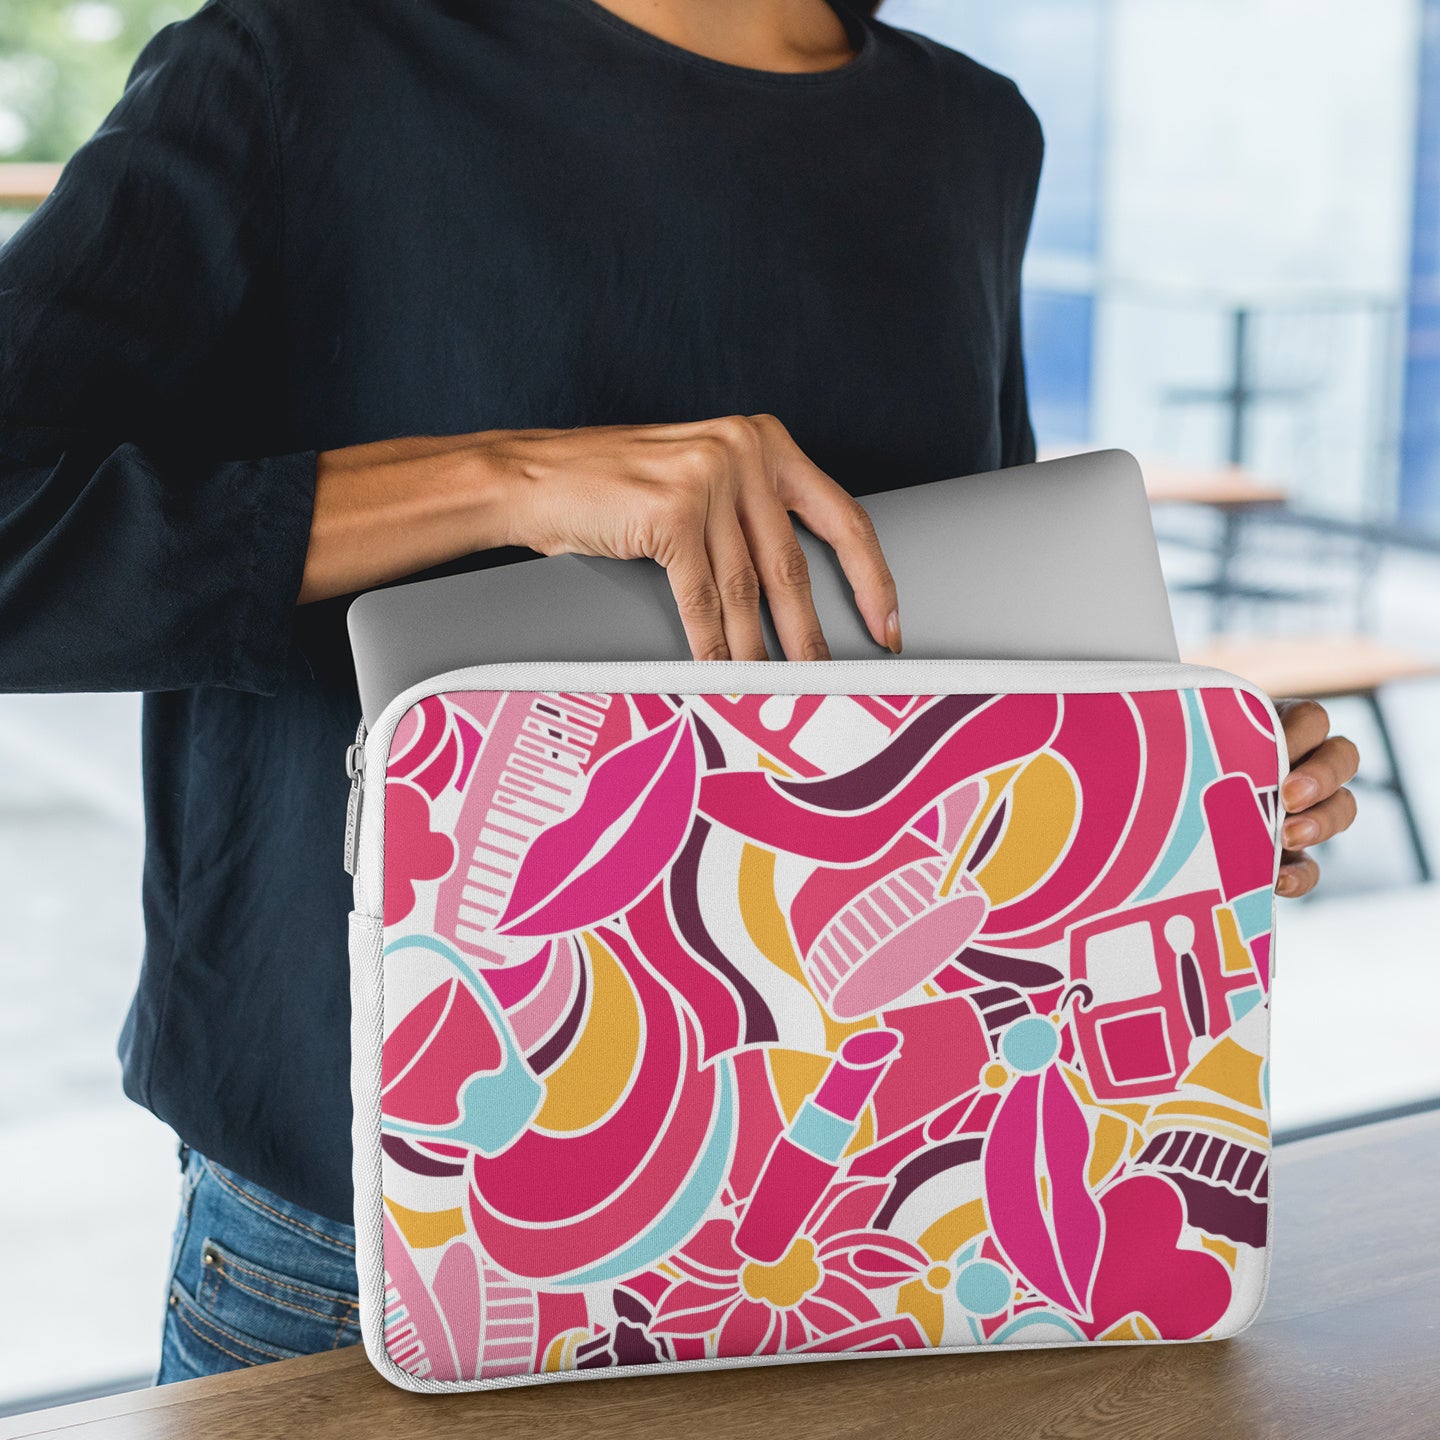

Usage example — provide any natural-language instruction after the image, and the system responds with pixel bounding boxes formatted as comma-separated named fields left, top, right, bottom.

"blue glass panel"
left=1400, top=0, right=1440, bottom=530
left=1023, top=289, right=1094, bottom=446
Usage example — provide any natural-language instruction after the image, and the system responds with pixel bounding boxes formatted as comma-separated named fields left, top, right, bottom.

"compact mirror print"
left=352, top=666, right=1283, bottom=1391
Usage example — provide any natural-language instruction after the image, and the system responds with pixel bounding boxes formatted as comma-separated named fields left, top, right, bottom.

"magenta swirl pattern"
left=377, top=686, right=1281, bottom=1380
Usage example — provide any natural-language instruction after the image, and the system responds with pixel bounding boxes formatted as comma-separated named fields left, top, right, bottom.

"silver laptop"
left=348, top=448, right=1176, bottom=729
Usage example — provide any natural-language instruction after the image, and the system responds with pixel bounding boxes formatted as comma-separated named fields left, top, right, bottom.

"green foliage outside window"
left=0, top=0, right=185, bottom=163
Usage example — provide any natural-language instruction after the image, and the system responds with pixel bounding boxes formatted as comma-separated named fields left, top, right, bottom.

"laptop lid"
left=347, top=448, right=1177, bottom=729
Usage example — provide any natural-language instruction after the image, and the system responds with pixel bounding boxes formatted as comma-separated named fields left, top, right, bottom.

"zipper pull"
left=343, top=718, right=367, bottom=876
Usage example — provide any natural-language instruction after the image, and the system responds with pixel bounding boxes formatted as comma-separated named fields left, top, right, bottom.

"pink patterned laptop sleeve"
left=354, top=677, right=1283, bottom=1389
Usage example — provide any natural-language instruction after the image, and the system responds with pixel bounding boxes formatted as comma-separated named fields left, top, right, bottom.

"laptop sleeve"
left=345, top=658, right=1285, bottom=1393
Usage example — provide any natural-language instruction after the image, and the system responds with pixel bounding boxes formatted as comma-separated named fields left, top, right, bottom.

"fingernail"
left=1276, top=872, right=1298, bottom=896
left=1283, top=776, right=1319, bottom=811
left=886, top=610, right=903, bottom=655
left=1283, top=817, right=1318, bottom=847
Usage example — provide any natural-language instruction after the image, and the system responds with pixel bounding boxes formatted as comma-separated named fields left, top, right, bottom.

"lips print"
left=496, top=713, right=700, bottom=938
left=983, top=1063, right=1103, bottom=1320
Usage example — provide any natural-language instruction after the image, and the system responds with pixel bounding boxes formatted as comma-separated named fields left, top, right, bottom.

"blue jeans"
left=156, top=1142, right=362, bottom=1383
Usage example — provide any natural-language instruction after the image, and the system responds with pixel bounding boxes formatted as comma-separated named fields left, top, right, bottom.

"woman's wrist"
left=301, top=429, right=535, bottom=603
left=452, top=429, right=516, bottom=552
left=461, top=428, right=561, bottom=556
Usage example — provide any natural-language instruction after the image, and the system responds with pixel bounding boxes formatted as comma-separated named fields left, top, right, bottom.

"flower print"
left=649, top=1183, right=928, bottom=1358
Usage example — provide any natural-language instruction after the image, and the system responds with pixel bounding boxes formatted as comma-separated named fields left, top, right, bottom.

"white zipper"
left=342, top=656, right=1286, bottom=904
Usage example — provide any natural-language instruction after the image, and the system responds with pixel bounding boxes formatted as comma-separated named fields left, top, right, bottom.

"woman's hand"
left=303, top=414, right=901, bottom=663
left=1275, top=698, right=1360, bottom=897
left=489, top=414, right=901, bottom=662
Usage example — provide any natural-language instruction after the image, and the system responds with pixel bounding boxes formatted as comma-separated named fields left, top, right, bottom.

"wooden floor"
left=3, top=1110, right=1436, bottom=1440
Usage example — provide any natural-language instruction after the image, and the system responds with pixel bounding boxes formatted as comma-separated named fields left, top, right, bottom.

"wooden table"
left=5, top=1110, right=1437, bottom=1440
left=1037, top=448, right=1289, bottom=509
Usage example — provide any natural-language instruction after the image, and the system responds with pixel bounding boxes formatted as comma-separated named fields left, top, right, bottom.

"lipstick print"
left=735, top=1030, right=902, bottom=1264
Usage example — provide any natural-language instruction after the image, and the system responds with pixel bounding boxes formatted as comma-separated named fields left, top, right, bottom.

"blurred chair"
left=1143, top=459, right=1291, bottom=632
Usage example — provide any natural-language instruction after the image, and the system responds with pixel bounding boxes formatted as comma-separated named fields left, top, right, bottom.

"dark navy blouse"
left=0, top=0, right=1041, bottom=1219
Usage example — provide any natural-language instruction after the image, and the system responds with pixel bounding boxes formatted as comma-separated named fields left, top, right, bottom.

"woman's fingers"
left=1276, top=849, right=1321, bottom=898
left=1281, top=730, right=1361, bottom=813
left=760, top=415, right=901, bottom=653
left=705, top=503, right=769, bottom=662
left=742, top=496, right=831, bottom=660
left=662, top=528, right=731, bottom=662
left=1282, top=785, right=1358, bottom=851
left=505, top=412, right=899, bottom=663
left=794, top=484, right=902, bottom=653
left=1270, top=699, right=1361, bottom=899
left=715, top=413, right=831, bottom=661
left=1272, top=696, right=1359, bottom=898
left=1277, top=697, right=1331, bottom=766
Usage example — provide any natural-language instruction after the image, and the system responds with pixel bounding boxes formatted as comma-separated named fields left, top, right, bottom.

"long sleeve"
left=0, top=0, right=318, bottom=696
left=999, top=289, right=1037, bottom=467
left=995, top=76, right=1043, bottom=470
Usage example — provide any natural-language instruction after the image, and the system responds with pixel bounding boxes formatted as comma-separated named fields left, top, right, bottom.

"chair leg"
left=1210, top=507, right=1242, bottom=635
left=1365, top=690, right=1433, bottom=884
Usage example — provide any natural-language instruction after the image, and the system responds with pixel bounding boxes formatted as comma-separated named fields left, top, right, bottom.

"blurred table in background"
left=1184, top=635, right=1439, bottom=699
left=0, top=164, right=61, bottom=207
left=4, top=1111, right=1437, bottom=1440
left=1140, top=459, right=1289, bottom=510
left=1036, top=446, right=1287, bottom=506
left=1042, top=447, right=1437, bottom=878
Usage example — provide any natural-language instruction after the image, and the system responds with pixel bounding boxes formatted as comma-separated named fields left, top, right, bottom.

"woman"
left=0, top=0, right=1357, bottom=1381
